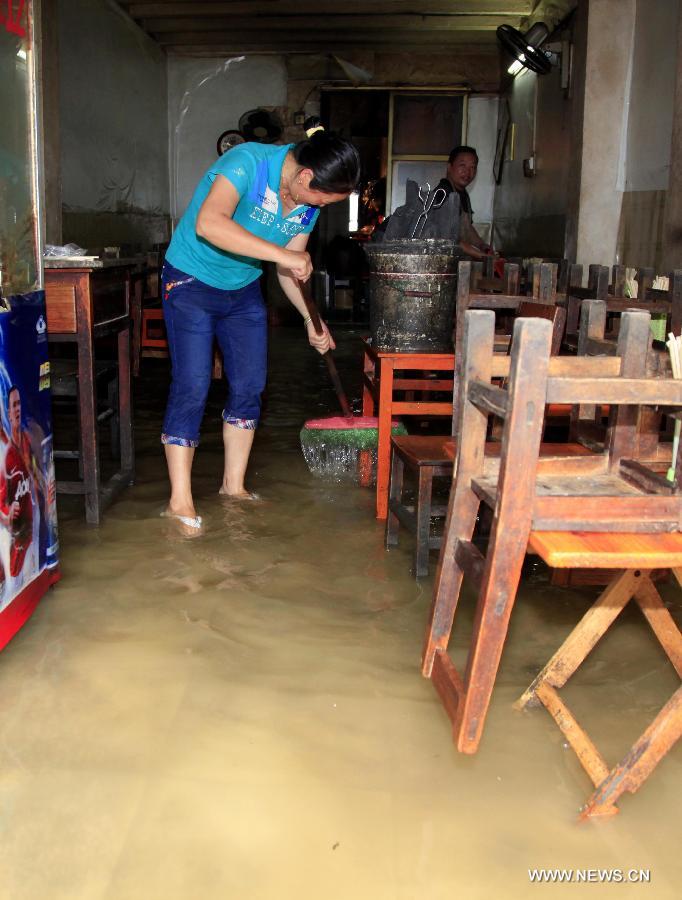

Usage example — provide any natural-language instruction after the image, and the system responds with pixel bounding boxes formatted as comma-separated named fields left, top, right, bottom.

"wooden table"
left=361, top=339, right=455, bottom=519
left=44, top=260, right=136, bottom=524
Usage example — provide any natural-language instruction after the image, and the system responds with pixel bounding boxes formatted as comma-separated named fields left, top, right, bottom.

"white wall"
left=58, top=0, right=168, bottom=217
left=467, top=96, right=498, bottom=238
left=168, top=56, right=288, bottom=219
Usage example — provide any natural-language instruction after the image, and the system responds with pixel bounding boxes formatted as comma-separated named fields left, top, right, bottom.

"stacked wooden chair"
left=386, top=260, right=563, bottom=577
left=422, top=307, right=682, bottom=818
left=563, top=264, right=682, bottom=349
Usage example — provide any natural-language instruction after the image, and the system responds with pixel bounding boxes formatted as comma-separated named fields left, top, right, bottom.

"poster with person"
left=0, top=290, right=60, bottom=650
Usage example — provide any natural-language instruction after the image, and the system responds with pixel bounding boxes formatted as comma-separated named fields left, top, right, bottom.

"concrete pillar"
left=574, top=0, right=637, bottom=270
left=662, top=4, right=682, bottom=271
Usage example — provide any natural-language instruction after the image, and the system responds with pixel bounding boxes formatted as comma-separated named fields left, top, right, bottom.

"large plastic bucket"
left=365, top=239, right=459, bottom=353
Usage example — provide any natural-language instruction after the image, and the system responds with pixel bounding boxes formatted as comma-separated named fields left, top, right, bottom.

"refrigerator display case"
left=0, top=1, right=60, bottom=650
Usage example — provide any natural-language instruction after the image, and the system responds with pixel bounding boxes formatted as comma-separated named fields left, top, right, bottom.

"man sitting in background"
left=437, top=146, right=495, bottom=261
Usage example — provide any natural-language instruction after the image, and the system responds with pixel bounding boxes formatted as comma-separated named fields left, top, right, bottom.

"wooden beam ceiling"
left=116, top=0, right=537, bottom=54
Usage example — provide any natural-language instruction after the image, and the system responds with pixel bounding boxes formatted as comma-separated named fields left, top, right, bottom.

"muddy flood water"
left=0, top=325, right=680, bottom=899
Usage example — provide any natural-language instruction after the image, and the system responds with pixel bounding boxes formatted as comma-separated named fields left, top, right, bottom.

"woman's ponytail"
left=293, top=117, right=361, bottom=194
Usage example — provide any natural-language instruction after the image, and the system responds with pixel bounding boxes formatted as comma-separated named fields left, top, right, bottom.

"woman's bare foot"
left=165, top=501, right=198, bottom=519
left=218, top=487, right=261, bottom=501
left=161, top=507, right=203, bottom=535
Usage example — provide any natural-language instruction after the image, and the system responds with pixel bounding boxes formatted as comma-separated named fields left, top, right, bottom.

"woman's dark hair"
left=448, top=145, right=479, bottom=164
left=293, top=117, right=361, bottom=194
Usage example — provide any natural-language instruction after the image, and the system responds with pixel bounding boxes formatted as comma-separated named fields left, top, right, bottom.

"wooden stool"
left=386, top=435, right=453, bottom=577
left=139, top=307, right=224, bottom=380
left=422, top=307, right=681, bottom=808
left=517, top=536, right=682, bottom=820
left=130, top=264, right=161, bottom=378
left=384, top=279, right=565, bottom=579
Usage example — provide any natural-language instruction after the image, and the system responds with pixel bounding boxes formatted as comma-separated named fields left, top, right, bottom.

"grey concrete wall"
left=492, top=58, right=573, bottom=259
left=168, top=56, right=288, bottom=220
left=493, top=0, right=679, bottom=271
left=57, top=0, right=170, bottom=250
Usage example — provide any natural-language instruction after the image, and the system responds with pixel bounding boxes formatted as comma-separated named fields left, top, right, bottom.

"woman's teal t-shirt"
left=166, top=143, right=320, bottom=290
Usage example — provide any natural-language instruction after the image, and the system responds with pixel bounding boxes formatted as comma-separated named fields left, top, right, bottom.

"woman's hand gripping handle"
left=298, top=279, right=352, bottom=419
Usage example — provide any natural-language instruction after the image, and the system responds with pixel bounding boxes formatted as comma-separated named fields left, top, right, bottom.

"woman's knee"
left=223, top=381, right=264, bottom=423
left=172, top=371, right=212, bottom=407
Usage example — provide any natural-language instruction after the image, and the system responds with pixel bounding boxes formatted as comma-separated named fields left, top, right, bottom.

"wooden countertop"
left=43, top=257, right=142, bottom=270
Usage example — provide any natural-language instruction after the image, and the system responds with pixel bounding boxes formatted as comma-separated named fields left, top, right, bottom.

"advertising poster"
left=0, top=290, right=60, bottom=651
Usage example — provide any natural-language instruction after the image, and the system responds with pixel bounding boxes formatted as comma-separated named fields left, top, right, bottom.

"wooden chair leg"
left=535, top=681, right=613, bottom=797
left=414, top=467, right=434, bottom=578
left=632, top=576, right=682, bottom=676
left=131, top=278, right=142, bottom=378
left=75, top=384, right=84, bottom=481
left=580, top=686, right=682, bottom=820
left=422, top=310, right=497, bottom=677
left=385, top=450, right=404, bottom=548
left=518, top=568, right=682, bottom=819
left=516, top=569, right=639, bottom=710
left=358, top=450, right=373, bottom=487
left=79, top=350, right=102, bottom=526
left=108, top=375, right=120, bottom=459
left=421, top=476, right=480, bottom=676
left=454, top=524, right=531, bottom=753
left=118, top=324, right=135, bottom=483
left=423, top=312, right=551, bottom=753
left=212, top=345, right=223, bottom=380
left=455, top=319, right=551, bottom=752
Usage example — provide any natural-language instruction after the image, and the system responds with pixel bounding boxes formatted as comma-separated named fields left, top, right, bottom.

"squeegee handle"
left=298, top=278, right=353, bottom=419
left=323, top=356, right=353, bottom=419
left=301, top=284, right=324, bottom=336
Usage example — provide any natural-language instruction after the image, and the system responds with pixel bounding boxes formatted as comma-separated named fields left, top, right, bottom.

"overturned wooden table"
left=44, top=259, right=136, bottom=524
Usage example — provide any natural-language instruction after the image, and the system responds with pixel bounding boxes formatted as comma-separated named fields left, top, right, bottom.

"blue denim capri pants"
left=161, top=261, right=267, bottom=448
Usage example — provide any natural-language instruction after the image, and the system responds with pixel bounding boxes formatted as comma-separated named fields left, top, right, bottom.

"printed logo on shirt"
left=261, top=184, right=279, bottom=215
left=12, top=474, right=31, bottom=502
left=288, top=208, right=316, bottom=227
left=249, top=206, right=276, bottom=227
left=275, top=221, right=305, bottom=237
left=241, top=157, right=315, bottom=240
left=248, top=160, right=275, bottom=208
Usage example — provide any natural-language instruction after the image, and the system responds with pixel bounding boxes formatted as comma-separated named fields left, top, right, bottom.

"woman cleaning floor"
left=161, top=121, right=361, bottom=529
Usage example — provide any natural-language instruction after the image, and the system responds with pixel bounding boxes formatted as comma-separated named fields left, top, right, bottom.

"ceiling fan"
left=496, top=22, right=553, bottom=75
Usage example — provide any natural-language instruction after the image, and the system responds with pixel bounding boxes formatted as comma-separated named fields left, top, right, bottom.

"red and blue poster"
left=0, top=290, right=59, bottom=651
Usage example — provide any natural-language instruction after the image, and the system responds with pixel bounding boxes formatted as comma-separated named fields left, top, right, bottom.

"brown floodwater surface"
left=0, top=326, right=680, bottom=899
